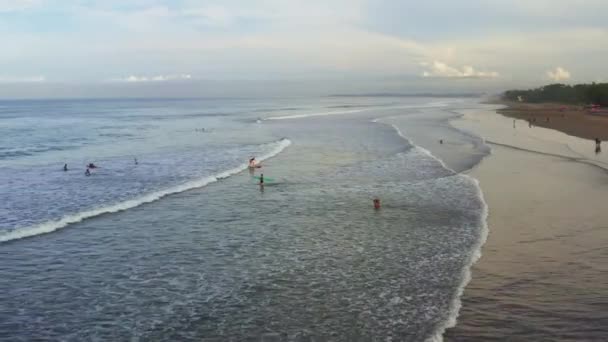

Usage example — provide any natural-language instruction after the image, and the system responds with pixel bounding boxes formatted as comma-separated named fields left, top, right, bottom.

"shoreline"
left=496, top=101, right=608, bottom=140
left=444, top=106, right=608, bottom=341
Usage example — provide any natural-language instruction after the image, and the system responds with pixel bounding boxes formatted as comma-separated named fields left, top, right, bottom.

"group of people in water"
left=63, top=158, right=138, bottom=176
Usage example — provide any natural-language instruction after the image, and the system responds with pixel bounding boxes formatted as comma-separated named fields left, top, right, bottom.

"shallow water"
left=0, top=97, right=488, bottom=341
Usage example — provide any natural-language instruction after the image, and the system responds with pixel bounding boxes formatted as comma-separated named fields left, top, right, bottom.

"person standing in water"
left=595, top=138, right=602, bottom=154
left=373, top=198, right=381, bottom=209
left=85, top=168, right=91, bottom=176
left=134, top=157, right=138, bottom=165
left=249, top=157, right=257, bottom=168
left=63, top=163, right=68, bottom=171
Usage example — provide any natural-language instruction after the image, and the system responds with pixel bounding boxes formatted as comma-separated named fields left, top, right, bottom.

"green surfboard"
left=252, top=176, right=275, bottom=182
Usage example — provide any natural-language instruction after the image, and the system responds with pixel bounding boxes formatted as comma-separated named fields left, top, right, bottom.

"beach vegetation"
left=504, top=83, right=608, bottom=106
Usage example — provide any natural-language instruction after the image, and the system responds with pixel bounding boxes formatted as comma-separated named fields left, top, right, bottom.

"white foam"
left=267, top=103, right=450, bottom=121
left=425, top=178, right=489, bottom=342
left=382, top=121, right=457, bottom=175
left=375, top=118, right=490, bottom=342
left=0, top=139, right=292, bottom=243
left=267, top=109, right=365, bottom=120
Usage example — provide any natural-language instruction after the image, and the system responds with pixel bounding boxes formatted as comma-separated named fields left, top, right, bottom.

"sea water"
left=0, top=96, right=488, bottom=341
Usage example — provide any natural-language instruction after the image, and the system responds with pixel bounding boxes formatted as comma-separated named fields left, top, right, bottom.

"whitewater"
left=0, top=96, right=490, bottom=341
left=0, top=139, right=291, bottom=243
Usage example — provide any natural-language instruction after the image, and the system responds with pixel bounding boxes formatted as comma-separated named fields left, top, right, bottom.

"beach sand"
left=444, top=108, right=608, bottom=341
left=498, top=101, right=608, bottom=140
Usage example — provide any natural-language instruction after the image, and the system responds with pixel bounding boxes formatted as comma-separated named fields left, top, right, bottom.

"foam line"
left=267, top=102, right=451, bottom=120
left=374, top=119, right=490, bottom=342
left=425, top=178, right=489, bottom=342
left=266, top=109, right=365, bottom=120
left=0, top=139, right=292, bottom=243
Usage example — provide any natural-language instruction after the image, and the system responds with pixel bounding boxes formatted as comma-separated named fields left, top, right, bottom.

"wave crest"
left=0, top=138, right=292, bottom=243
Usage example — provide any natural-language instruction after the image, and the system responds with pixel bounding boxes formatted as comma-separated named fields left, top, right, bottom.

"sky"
left=0, top=0, right=607, bottom=97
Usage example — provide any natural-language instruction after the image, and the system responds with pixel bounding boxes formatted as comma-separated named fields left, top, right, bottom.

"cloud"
left=0, top=75, right=45, bottom=83
left=421, top=61, right=499, bottom=78
left=546, top=67, right=571, bottom=82
left=115, top=74, right=193, bottom=82
left=0, top=0, right=42, bottom=13
left=1, top=1, right=605, bottom=89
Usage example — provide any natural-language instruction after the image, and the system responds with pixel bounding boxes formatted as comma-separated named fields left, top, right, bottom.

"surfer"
left=63, top=163, right=68, bottom=171
left=259, top=175, right=265, bottom=193
left=85, top=168, right=91, bottom=176
left=87, top=163, right=97, bottom=169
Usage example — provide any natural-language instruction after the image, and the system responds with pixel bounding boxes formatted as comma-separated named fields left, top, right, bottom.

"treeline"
left=503, top=83, right=608, bottom=106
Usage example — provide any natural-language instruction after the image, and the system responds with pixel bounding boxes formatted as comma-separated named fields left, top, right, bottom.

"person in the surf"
left=63, top=163, right=68, bottom=171
left=87, top=163, right=97, bottom=169
left=134, top=157, right=138, bottom=165
left=259, top=174, right=265, bottom=193
left=248, top=157, right=257, bottom=168
left=85, top=168, right=91, bottom=176
left=595, top=138, right=602, bottom=154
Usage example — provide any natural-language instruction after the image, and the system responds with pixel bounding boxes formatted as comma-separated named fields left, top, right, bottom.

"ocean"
left=0, top=96, right=488, bottom=341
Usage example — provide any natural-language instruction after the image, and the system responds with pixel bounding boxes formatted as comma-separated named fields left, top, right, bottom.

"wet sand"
left=445, top=107, right=608, bottom=341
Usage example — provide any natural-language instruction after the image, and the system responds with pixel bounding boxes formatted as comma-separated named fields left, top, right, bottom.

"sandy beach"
left=445, top=106, right=608, bottom=341
left=498, top=101, right=608, bottom=140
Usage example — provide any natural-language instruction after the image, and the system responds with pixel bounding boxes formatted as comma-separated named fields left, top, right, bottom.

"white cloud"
left=182, top=6, right=236, bottom=27
left=0, top=0, right=42, bottom=13
left=0, top=75, right=45, bottom=83
left=546, top=67, right=571, bottom=82
left=421, top=61, right=499, bottom=78
left=115, top=74, right=193, bottom=82
left=1, top=1, right=606, bottom=87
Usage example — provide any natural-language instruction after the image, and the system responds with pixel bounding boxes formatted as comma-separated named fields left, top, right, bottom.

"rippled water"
left=0, top=97, right=488, bottom=341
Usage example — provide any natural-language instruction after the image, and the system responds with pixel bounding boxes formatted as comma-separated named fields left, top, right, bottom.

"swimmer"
left=87, top=163, right=97, bottom=169
left=85, top=168, right=91, bottom=176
